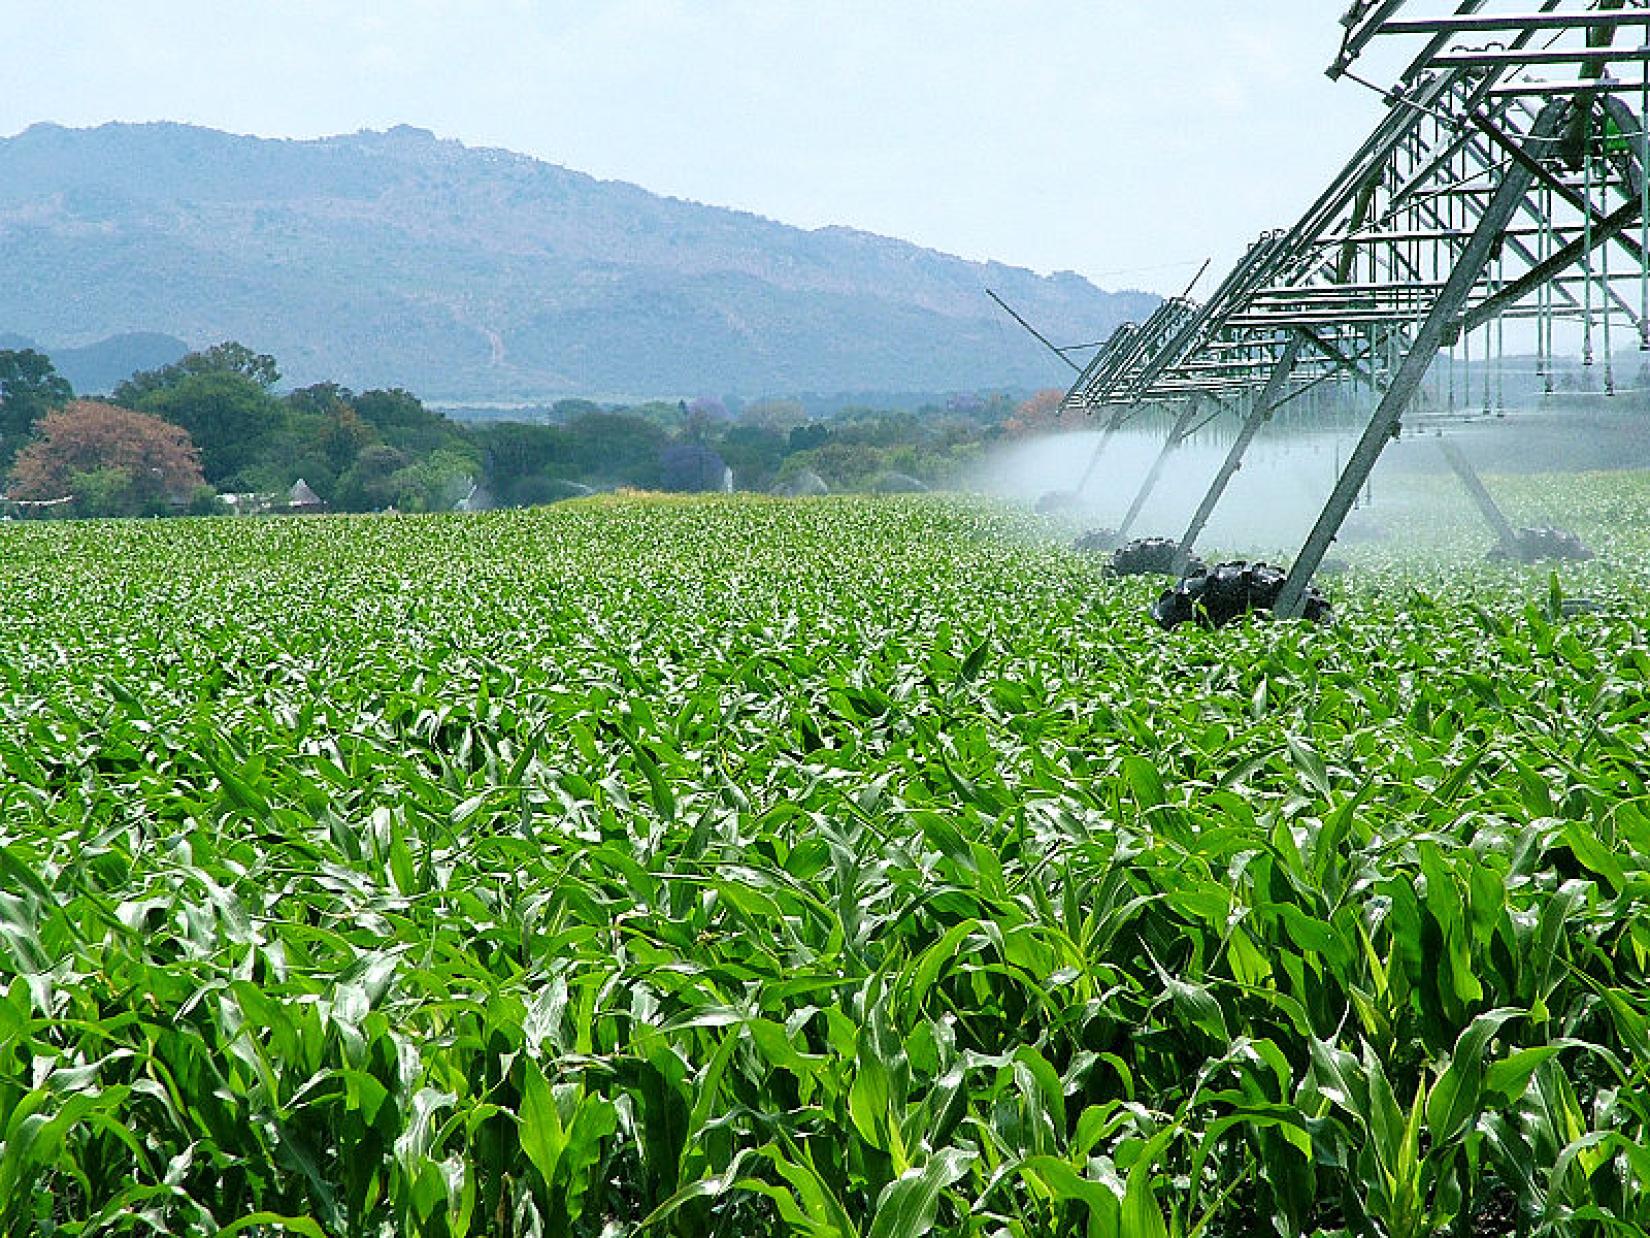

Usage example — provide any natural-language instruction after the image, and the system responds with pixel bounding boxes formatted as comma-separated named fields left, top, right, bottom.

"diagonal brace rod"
left=1469, top=111, right=1646, bottom=266
left=1438, top=439, right=1521, bottom=554
left=986, top=289, right=1082, bottom=373
left=1115, top=400, right=1202, bottom=541
left=1174, top=335, right=1304, bottom=573
left=1275, top=102, right=1562, bottom=618
left=1073, top=404, right=1131, bottom=497
left=1460, top=194, right=1644, bottom=333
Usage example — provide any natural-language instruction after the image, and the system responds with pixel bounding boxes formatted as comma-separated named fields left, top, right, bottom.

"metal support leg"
left=1115, top=400, right=1201, bottom=541
left=1174, top=335, right=1304, bottom=572
left=1275, top=102, right=1562, bottom=619
left=1437, top=439, right=1520, bottom=555
left=1073, top=405, right=1130, bottom=498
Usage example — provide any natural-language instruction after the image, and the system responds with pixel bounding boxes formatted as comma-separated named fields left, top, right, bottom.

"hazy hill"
left=0, top=122, right=1156, bottom=401
left=0, top=330, right=188, bottom=394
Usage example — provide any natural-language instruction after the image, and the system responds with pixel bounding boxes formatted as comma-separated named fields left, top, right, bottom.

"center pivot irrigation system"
left=1044, top=0, right=1650, bottom=619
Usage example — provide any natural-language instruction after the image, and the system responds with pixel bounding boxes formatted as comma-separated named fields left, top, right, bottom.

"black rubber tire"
left=1487, top=526, right=1594, bottom=564
left=1072, top=527, right=1119, bottom=553
left=1152, top=561, right=1333, bottom=630
left=1108, top=536, right=1199, bottom=577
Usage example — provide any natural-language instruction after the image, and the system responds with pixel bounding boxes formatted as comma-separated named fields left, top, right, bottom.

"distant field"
left=3, top=486, right=1650, bottom=1236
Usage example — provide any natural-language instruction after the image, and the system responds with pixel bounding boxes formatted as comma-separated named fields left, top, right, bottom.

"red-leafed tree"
left=7, top=400, right=208, bottom=517
left=1001, top=388, right=1081, bottom=437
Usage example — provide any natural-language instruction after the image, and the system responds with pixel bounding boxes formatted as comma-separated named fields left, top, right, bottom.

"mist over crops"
left=4, top=484, right=1650, bottom=1236
left=971, top=428, right=1354, bottom=554
left=974, top=400, right=1650, bottom=558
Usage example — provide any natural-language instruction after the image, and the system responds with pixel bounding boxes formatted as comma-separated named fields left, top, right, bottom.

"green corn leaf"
left=867, top=1147, right=975, bottom=1238
left=518, top=1057, right=567, bottom=1189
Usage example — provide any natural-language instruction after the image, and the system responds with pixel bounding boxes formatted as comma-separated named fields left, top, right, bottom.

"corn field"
left=3, top=481, right=1650, bottom=1236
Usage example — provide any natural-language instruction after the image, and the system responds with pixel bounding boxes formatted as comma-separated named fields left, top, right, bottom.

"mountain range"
left=0, top=330, right=188, bottom=395
left=0, top=122, right=1156, bottom=402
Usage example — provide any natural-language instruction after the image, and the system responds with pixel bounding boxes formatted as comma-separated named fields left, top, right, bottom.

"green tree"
left=67, top=467, right=145, bottom=518
left=285, top=382, right=354, bottom=417
left=352, top=388, right=474, bottom=461
left=563, top=412, right=666, bottom=488
left=741, top=398, right=809, bottom=431
left=0, top=349, right=74, bottom=463
left=788, top=422, right=830, bottom=453
left=334, top=443, right=412, bottom=511
left=473, top=422, right=571, bottom=504
left=318, top=406, right=380, bottom=473
left=783, top=440, right=883, bottom=490
left=386, top=449, right=479, bottom=512
left=622, top=401, right=693, bottom=433
left=135, top=371, right=285, bottom=486
left=551, top=398, right=602, bottom=421
left=717, top=425, right=788, bottom=490
left=112, top=341, right=280, bottom=405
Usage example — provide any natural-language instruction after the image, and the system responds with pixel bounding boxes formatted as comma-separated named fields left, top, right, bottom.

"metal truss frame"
left=1061, top=1, right=1650, bottom=616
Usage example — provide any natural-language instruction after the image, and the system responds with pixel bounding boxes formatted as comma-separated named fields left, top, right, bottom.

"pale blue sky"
left=5, top=3, right=1391, bottom=297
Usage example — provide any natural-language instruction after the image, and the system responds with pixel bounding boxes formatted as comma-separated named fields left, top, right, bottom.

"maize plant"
left=1, top=479, right=1649, bottom=1236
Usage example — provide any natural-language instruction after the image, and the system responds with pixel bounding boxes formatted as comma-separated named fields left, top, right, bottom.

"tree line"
left=0, top=342, right=1037, bottom=518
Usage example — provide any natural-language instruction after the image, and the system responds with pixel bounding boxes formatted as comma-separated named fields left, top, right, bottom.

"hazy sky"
left=4, top=3, right=1392, bottom=298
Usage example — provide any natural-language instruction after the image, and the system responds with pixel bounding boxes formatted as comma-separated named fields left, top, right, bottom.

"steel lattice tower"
left=1064, top=1, right=1650, bottom=614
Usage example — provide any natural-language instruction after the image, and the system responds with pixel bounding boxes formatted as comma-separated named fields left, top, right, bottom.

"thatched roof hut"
left=289, top=479, right=326, bottom=512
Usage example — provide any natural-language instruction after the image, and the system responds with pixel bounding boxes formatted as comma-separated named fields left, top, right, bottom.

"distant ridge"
left=0, top=122, right=1157, bottom=401
left=0, top=331, right=189, bottom=394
